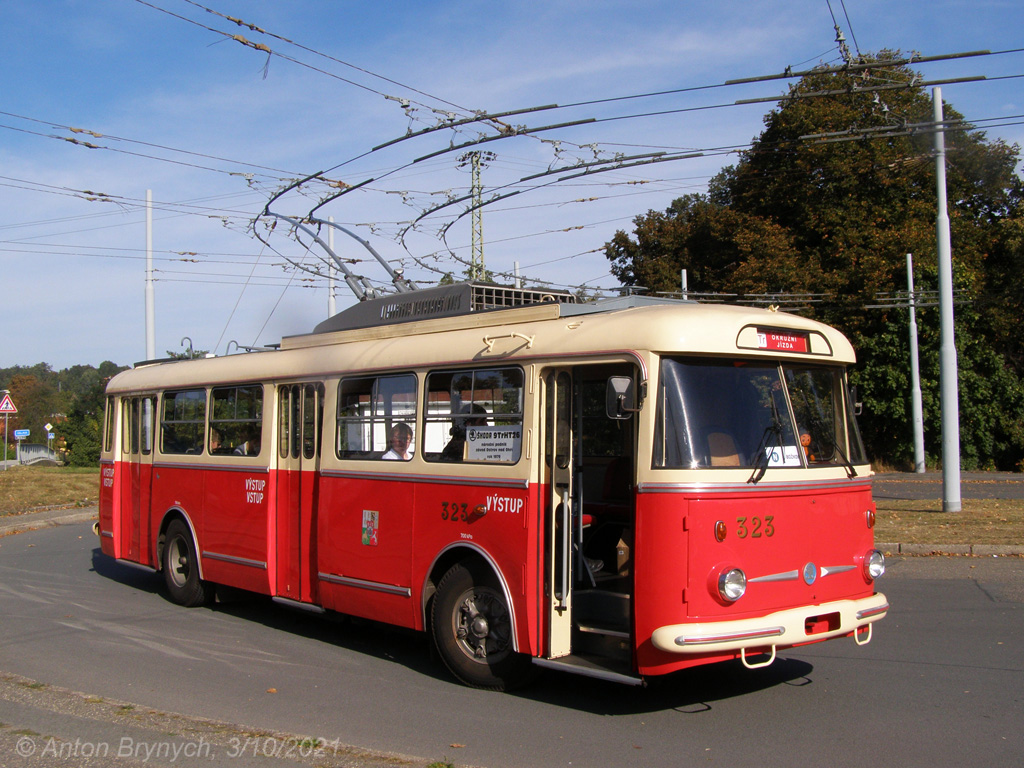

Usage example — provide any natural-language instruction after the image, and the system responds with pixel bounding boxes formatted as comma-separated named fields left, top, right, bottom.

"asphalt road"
left=0, top=522, right=1021, bottom=768
left=872, top=470, right=1024, bottom=501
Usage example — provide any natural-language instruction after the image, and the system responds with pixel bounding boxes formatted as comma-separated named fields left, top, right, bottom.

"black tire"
left=431, top=562, right=534, bottom=690
left=162, top=519, right=214, bottom=607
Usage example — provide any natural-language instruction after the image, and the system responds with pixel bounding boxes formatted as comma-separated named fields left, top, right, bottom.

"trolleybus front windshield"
left=653, top=357, right=866, bottom=470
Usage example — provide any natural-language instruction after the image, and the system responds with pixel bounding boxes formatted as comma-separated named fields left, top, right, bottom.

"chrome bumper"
left=651, top=592, right=889, bottom=655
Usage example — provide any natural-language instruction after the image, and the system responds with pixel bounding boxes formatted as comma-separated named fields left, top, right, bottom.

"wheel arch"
left=155, top=507, right=204, bottom=580
left=421, top=542, right=520, bottom=653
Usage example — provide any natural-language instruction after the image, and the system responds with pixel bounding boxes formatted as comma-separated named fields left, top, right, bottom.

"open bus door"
left=275, top=382, right=323, bottom=605
left=540, top=365, right=640, bottom=683
left=118, top=396, right=155, bottom=564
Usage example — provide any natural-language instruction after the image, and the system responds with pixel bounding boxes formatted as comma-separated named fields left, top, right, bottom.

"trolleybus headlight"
left=718, top=568, right=747, bottom=602
left=863, top=549, right=886, bottom=581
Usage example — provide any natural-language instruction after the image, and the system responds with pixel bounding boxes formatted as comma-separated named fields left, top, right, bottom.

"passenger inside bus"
left=234, top=428, right=261, bottom=456
left=439, top=404, right=487, bottom=461
left=382, top=422, right=413, bottom=460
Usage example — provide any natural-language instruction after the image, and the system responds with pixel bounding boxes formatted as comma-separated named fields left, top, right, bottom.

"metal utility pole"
left=145, top=189, right=156, bottom=360
left=458, top=151, right=495, bottom=281
left=906, top=254, right=926, bottom=473
left=933, top=88, right=962, bottom=511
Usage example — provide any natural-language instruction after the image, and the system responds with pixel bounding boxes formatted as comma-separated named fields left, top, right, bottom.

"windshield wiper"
left=807, top=415, right=858, bottom=479
left=747, top=418, right=783, bottom=485
left=829, top=434, right=858, bottom=479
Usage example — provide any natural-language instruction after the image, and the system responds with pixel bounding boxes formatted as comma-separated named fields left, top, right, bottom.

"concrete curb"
left=0, top=507, right=98, bottom=536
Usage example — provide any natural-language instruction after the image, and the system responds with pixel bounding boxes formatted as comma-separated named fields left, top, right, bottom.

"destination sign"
left=757, top=329, right=809, bottom=353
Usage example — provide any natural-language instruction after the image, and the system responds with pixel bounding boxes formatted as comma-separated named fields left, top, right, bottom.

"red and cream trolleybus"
left=98, top=282, right=887, bottom=689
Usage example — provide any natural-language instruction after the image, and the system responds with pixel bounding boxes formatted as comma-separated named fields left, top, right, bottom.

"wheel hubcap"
left=169, top=537, right=189, bottom=587
left=453, top=587, right=511, bottom=664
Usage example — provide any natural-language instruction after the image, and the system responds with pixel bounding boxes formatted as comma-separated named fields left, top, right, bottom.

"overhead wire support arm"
left=371, top=103, right=561, bottom=152
left=417, top=149, right=705, bottom=245
left=411, top=117, right=598, bottom=165
left=724, top=49, right=993, bottom=86
left=735, top=76, right=987, bottom=106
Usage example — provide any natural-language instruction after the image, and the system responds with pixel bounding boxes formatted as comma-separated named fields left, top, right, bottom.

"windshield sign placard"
left=766, top=444, right=803, bottom=466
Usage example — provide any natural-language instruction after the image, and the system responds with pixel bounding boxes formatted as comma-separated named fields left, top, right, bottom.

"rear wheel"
left=162, top=519, right=214, bottom=607
left=431, top=562, right=533, bottom=690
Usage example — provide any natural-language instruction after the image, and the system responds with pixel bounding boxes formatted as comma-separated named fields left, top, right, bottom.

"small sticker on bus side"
left=362, top=510, right=379, bottom=546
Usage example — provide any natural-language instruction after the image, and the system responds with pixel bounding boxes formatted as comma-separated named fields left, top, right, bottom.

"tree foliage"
left=0, top=361, right=127, bottom=465
left=605, top=53, right=1024, bottom=470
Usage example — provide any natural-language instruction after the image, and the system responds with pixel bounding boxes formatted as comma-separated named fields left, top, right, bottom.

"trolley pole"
left=933, top=88, right=961, bottom=511
left=906, top=254, right=925, bottom=473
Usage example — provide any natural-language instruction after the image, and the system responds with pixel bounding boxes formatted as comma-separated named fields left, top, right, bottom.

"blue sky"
left=1, top=0, right=1021, bottom=368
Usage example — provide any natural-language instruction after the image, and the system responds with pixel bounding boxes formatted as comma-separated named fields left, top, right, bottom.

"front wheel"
left=431, top=562, right=534, bottom=690
left=162, top=519, right=214, bottom=607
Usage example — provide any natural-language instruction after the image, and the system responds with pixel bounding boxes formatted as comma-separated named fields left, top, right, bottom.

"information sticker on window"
left=766, top=445, right=802, bottom=467
left=466, top=426, right=522, bottom=462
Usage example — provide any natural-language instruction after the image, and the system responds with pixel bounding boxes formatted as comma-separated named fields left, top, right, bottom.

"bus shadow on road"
left=90, top=548, right=163, bottom=595
left=204, top=585, right=447, bottom=680
left=89, top=546, right=816, bottom=706
left=87, top=550, right=459, bottom=682
left=520, top=657, right=815, bottom=715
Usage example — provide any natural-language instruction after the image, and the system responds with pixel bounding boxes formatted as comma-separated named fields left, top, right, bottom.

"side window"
left=121, top=399, right=133, bottom=455
left=160, top=389, right=207, bottom=455
left=103, top=397, right=115, bottom=453
left=337, top=374, right=417, bottom=460
left=302, top=383, right=323, bottom=460
left=210, top=385, right=263, bottom=456
left=141, top=397, right=154, bottom=456
left=423, top=367, right=524, bottom=464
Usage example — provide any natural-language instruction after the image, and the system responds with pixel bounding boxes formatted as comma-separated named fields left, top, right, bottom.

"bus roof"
left=105, top=294, right=855, bottom=394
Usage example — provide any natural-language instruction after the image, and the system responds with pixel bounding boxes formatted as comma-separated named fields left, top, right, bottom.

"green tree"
left=166, top=348, right=209, bottom=360
left=59, top=361, right=127, bottom=466
left=7, top=375, right=62, bottom=445
left=605, top=53, right=1024, bottom=469
left=61, top=395, right=103, bottom=466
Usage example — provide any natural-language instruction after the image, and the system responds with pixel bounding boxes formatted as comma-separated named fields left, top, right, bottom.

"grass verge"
left=874, top=497, right=1024, bottom=546
left=0, top=466, right=99, bottom=516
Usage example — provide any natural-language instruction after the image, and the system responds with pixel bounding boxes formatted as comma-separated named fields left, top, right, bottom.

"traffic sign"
left=14, top=429, right=30, bottom=439
left=0, top=394, right=16, bottom=414
left=44, top=422, right=53, bottom=432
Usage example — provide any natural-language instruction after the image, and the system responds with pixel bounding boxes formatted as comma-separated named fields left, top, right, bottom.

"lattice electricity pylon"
left=457, top=150, right=496, bottom=281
